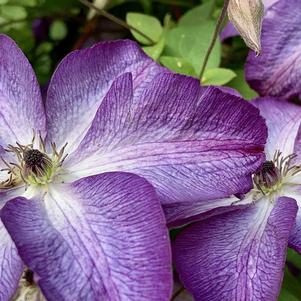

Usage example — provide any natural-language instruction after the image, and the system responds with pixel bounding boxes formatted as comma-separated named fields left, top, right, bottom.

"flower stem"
left=171, top=285, right=185, bottom=301
left=78, top=0, right=155, bottom=45
left=199, top=0, right=230, bottom=82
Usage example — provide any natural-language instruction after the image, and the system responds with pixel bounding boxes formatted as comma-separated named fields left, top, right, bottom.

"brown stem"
left=171, top=286, right=185, bottom=301
left=78, top=0, right=155, bottom=44
left=199, top=0, right=230, bottom=82
left=72, top=17, right=97, bottom=50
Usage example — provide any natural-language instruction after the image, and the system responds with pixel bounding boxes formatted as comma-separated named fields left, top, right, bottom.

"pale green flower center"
left=0, top=133, right=67, bottom=189
left=253, top=150, right=301, bottom=199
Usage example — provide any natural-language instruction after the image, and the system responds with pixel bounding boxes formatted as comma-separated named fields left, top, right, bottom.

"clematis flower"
left=0, top=34, right=267, bottom=300
left=245, top=0, right=301, bottom=100
left=173, top=97, right=301, bottom=300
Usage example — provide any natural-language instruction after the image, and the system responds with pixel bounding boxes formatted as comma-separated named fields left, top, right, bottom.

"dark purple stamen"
left=24, top=149, right=44, bottom=167
left=254, top=161, right=281, bottom=189
left=23, top=149, right=51, bottom=176
left=24, top=269, right=34, bottom=285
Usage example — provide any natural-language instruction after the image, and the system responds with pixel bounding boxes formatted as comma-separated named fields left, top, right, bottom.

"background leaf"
left=228, top=69, right=258, bottom=99
left=202, top=68, right=236, bottom=86
left=143, top=37, right=165, bottom=60
left=49, top=20, right=68, bottom=41
left=126, top=12, right=163, bottom=45
left=178, top=2, right=214, bottom=25
left=160, top=56, right=196, bottom=76
left=165, top=21, right=221, bottom=75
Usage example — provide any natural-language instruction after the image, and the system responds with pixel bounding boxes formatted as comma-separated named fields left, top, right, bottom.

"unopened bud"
left=227, top=0, right=264, bottom=55
left=87, top=0, right=108, bottom=20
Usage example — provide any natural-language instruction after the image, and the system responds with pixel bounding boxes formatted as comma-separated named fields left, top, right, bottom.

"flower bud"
left=87, top=0, right=108, bottom=20
left=227, top=0, right=264, bottom=55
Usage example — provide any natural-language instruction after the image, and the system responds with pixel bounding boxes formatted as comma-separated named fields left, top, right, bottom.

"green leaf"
left=37, top=0, right=80, bottom=14
left=11, top=0, right=37, bottom=6
left=0, top=0, right=9, bottom=4
left=160, top=56, right=196, bottom=77
left=165, top=21, right=221, bottom=74
left=227, top=69, right=258, bottom=100
left=139, top=0, right=152, bottom=14
left=179, top=2, right=214, bottom=26
left=281, top=266, right=301, bottom=300
left=34, top=54, right=52, bottom=85
left=279, top=290, right=300, bottom=301
left=163, top=13, right=175, bottom=31
left=1, top=5, right=27, bottom=20
left=202, top=68, right=236, bottom=86
left=143, top=38, right=165, bottom=61
left=36, top=42, right=53, bottom=56
left=50, top=20, right=68, bottom=41
left=287, top=249, right=301, bottom=271
left=126, top=12, right=162, bottom=45
left=5, top=26, right=34, bottom=54
left=107, top=0, right=127, bottom=9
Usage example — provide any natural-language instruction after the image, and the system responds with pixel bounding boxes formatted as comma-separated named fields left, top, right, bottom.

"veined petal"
left=1, top=173, right=172, bottom=301
left=45, top=39, right=165, bottom=153
left=252, top=97, right=301, bottom=160
left=173, top=197, right=297, bottom=301
left=245, top=0, right=301, bottom=99
left=0, top=220, right=23, bottom=301
left=66, top=73, right=267, bottom=206
left=215, top=86, right=241, bottom=97
left=0, top=35, right=45, bottom=147
left=280, top=183, right=301, bottom=253
left=164, top=197, right=244, bottom=228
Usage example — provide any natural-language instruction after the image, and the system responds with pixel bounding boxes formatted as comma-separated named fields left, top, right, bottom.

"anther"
left=23, top=149, right=52, bottom=177
left=254, top=161, right=281, bottom=190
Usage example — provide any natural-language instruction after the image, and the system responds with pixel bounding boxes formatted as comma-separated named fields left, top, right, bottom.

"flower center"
left=12, top=269, right=46, bottom=301
left=253, top=150, right=301, bottom=196
left=23, top=149, right=52, bottom=177
left=254, top=160, right=281, bottom=193
left=0, top=134, right=68, bottom=189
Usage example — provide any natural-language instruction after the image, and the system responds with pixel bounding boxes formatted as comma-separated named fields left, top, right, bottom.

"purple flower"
left=245, top=0, right=301, bottom=100
left=0, top=34, right=266, bottom=300
left=173, top=97, right=301, bottom=300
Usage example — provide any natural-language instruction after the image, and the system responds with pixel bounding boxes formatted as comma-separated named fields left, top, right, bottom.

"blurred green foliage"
left=0, top=0, right=81, bottom=84
left=0, top=1, right=300, bottom=300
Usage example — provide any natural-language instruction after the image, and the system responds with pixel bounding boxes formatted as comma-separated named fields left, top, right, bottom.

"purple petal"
left=252, top=98, right=301, bottom=254
left=0, top=220, right=23, bottom=301
left=0, top=34, right=45, bottom=147
left=280, top=184, right=301, bottom=253
left=173, top=197, right=297, bottom=301
left=252, top=97, right=301, bottom=159
left=264, top=0, right=279, bottom=6
left=220, top=23, right=238, bottom=42
left=288, top=210, right=301, bottom=253
left=66, top=72, right=267, bottom=206
left=45, top=39, right=165, bottom=153
left=1, top=172, right=172, bottom=301
left=245, top=0, right=301, bottom=99
left=164, top=197, right=241, bottom=228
